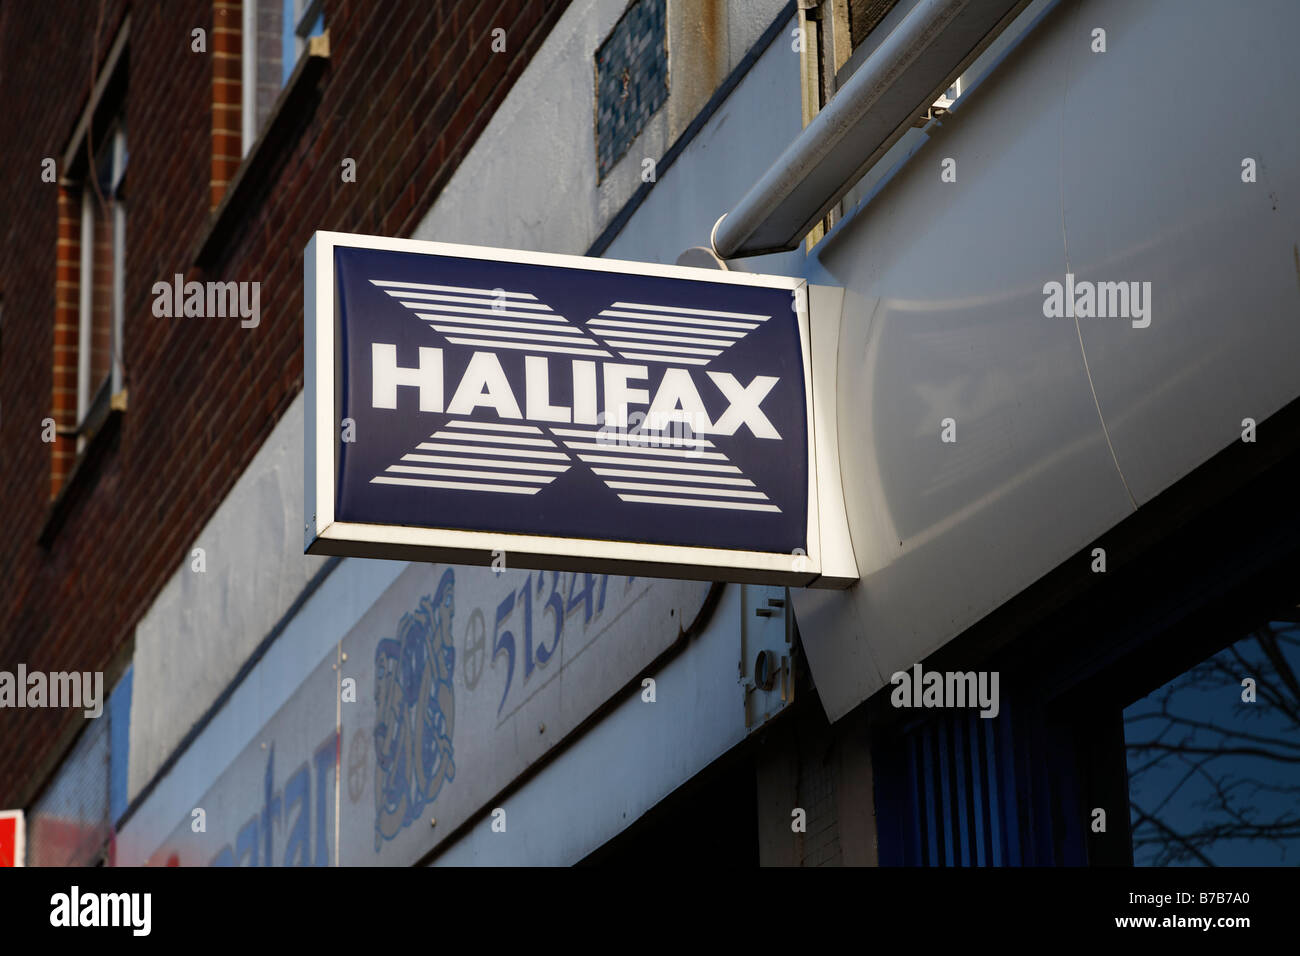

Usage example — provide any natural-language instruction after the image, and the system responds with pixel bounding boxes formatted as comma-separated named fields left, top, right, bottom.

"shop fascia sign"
left=304, top=230, right=856, bottom=587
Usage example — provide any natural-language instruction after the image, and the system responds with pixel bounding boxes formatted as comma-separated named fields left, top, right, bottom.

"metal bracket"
left=741, top=585, right=795, bottom=730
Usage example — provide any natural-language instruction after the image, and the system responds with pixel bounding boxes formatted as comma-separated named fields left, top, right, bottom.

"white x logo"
left=706, top=372, right=781, bottom=439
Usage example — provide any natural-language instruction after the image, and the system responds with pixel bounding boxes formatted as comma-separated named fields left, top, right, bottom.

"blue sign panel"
left=332, top=245, right=806, bottom=554
left=305, top=233, right=843, bottom=585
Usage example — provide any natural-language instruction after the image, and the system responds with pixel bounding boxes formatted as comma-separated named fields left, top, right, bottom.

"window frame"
left=43, top=15, right=128, bottom=516
left=75, top=118, right=127, bottom=448
left=292, top=0, right=326, bottom=66
left=241, top=0, right=325, bottom=157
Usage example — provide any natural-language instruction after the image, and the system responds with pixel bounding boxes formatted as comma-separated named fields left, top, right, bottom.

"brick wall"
left=51, top=187, right=82, bottom=494
left=210, top=0, right=241, bottom=209
left=0, top=0, right=569, bottom=810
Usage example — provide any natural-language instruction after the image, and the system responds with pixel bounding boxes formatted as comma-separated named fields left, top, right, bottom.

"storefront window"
left=1125, top=621, right=1300, bottom=865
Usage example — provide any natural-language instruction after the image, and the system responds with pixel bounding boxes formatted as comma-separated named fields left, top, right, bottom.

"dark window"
left=1125, top=622, right=1300, bottom=866
left=848, top=0, right=900, bottom=49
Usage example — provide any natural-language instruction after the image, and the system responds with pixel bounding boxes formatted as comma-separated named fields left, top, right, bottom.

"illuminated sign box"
left=305, top=231, right=855, bottom=586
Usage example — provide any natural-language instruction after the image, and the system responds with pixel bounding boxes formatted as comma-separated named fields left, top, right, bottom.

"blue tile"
left=595, top=0, right=668, bottom=179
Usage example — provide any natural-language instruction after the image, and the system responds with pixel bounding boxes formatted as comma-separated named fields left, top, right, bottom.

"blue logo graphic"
left=373, top=569, right=456, bottom=850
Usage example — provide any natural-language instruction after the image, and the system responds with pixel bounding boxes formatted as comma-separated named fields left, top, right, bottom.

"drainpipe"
left=711, top=0, right=1028, bottom=260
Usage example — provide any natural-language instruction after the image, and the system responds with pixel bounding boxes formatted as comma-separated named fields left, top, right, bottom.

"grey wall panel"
left=796, top=0, right=1300, bottom=722
left=431, top=585, right=752, bottom=866
left=1060, top=0, right=1300, bottom=504
left=602, top=12, right=805, bottom=276
left=795, top=0, right=1136, bottom=721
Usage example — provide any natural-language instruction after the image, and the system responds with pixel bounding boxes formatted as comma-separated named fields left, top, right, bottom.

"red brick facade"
left=210, top=0, right=242, bottom=210
left=51, top=186, right=82, bottom=496
left=0, top=0, right=568, bottom=808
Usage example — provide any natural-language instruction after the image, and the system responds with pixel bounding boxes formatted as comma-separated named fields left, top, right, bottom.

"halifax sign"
left=305, top=232, right=856, bottom=586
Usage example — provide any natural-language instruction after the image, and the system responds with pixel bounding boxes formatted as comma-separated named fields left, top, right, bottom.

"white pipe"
left=712, top=0, right=1023, bottom=259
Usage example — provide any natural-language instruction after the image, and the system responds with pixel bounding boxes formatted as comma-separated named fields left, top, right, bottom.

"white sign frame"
left=304, top=230, right=856, bottom=587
